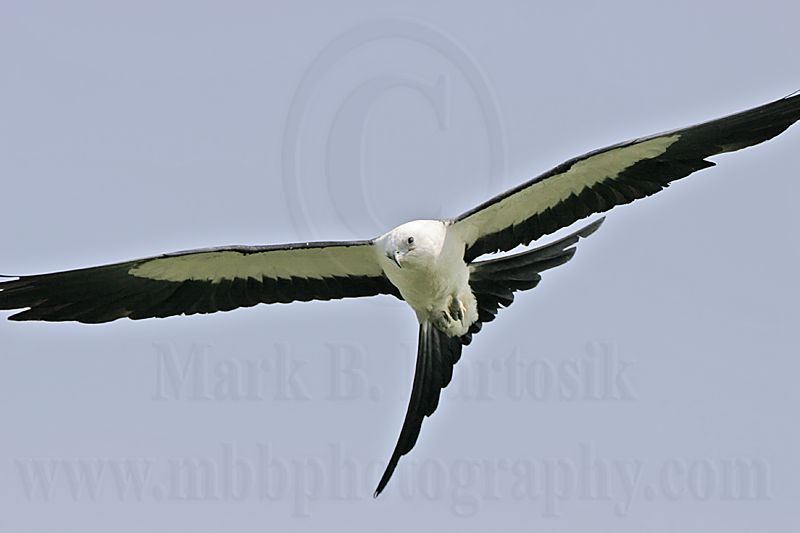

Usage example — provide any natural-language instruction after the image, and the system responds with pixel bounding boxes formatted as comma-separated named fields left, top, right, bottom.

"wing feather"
left=452, top=93, right=800, bottom=261
left=0, top=240, right=399, bottom=323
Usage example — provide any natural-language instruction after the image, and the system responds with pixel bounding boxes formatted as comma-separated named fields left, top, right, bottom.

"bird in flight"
left=2, top=93, right=799, bottom=496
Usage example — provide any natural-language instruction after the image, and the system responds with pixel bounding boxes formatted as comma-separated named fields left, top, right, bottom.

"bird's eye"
left=407, top=236, right=414, bottom=245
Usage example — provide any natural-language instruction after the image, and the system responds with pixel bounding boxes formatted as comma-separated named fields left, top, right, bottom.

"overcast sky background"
left=1, top=1, right=799, bottom=531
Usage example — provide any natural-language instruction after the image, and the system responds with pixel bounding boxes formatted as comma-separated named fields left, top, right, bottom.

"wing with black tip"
left=452, top=93, right=800, bottom=262
left=0, top=240, right=399, bottom=323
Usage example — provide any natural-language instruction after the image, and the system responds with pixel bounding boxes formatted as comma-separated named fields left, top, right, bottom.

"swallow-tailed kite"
left=2, top=93, right=799, bottom=496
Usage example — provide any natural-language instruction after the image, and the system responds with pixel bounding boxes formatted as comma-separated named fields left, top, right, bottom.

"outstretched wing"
left=451, top=93, right=800, bottom=262
left=373, top=219, right=602, bottom=496
left=0, top=240, right=398, bottom=323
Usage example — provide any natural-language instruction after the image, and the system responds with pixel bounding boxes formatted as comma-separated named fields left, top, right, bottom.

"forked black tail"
left=465, top=217, right=605, bottom=342
left=374, top=217, right=604, bottom=496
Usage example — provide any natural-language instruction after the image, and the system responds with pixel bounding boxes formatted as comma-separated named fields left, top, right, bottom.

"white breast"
left=376, top=221, right=477, bottom=334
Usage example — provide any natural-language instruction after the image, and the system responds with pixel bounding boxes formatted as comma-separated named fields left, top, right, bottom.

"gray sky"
left=1, top=1, right=799, bottom=531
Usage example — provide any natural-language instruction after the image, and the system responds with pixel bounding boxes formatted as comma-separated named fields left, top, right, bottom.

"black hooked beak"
left=387, top=250, right=402, bottom=268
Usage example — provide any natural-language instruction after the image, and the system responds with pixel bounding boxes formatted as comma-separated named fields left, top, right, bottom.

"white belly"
left=377, top=226, right=478, bottom=337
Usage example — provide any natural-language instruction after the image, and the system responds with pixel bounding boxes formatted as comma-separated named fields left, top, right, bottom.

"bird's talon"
left=433, top=310, right=451, bottom=332
left=449, top=297, right=464, bottom=322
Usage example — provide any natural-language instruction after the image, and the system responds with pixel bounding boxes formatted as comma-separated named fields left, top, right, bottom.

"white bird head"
left=377, top=220, right=446, bottom=269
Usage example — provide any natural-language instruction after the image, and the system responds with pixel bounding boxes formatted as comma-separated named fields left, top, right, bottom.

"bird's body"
left=375, top=220, right=478, bottom=337
left=2, top=91, right=800, bottom=496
